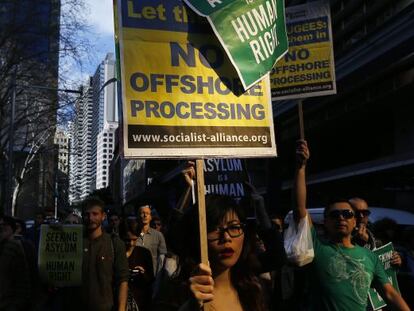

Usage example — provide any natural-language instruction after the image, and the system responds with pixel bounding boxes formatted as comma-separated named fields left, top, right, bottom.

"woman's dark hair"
left=14, top=218, right=26, bottom=234
left=1, top=216, right=17, bottom=233
left=373, top=218, right=399, bottom=243
left=177, top=195, right=266, bottom=311
left=119, top=217, right=141, bottom=241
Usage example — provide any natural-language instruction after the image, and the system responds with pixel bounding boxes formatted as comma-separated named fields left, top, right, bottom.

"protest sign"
left=368, top=242, right=400, bottom=310
left=183, top=0, right=289, bottom=90
left=270, top=1, right=336, bottom=100
left=116, top=0, right=276, bottom=159
left=204, top=158, right=248, bottom=197
left=38, top=225, right=83, bottom=287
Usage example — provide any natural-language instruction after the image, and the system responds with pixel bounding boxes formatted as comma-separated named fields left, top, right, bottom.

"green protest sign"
left=368, top=242, right=400, bottom=310
left=38, top=224, right=83, bottom=287
left=184, top=0, right=288, bottom=90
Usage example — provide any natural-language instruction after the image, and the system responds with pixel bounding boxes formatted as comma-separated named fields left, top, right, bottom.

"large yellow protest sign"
left=117, top=0, right=276, bottom=158
left=270, top=1, right=336, bottom=100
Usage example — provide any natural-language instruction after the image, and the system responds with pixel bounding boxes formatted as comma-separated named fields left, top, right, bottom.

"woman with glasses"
left=175, top=195, right=267, bottom=311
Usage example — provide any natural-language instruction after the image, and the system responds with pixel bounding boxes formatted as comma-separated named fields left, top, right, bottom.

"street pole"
left=54, top=177, right=58, bottom=219
left=6, top=72, right=16, bottom=216
left=98, top=77, right=117, bottom=94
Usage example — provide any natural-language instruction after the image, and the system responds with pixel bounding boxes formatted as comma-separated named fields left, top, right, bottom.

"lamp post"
left=99, top=77, right=117, bottom=94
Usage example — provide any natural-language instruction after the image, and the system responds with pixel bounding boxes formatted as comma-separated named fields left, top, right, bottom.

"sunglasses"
left=327, top=209, right=355, bottom=220
left=355, top=210, right=371, bottom=218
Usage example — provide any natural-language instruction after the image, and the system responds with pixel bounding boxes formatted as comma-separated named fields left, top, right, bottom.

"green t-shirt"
left=310, top=227, right=389, bottom=311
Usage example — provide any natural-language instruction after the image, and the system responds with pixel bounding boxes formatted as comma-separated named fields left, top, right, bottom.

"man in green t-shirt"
left=292, top=140, right=410, bottom=311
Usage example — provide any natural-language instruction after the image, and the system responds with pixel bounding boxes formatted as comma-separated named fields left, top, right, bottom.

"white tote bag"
left=284, top=214, right=314, bottom=266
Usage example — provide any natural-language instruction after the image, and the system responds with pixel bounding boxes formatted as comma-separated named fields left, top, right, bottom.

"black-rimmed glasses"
left=207, top=223, right=245, bottom=241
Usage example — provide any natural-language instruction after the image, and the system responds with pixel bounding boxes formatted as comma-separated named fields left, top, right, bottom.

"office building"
left=270, top=0, right=414, bottom=212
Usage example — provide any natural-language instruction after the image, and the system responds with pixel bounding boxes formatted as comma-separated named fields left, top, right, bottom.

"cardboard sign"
left=270, top=1, right=336, bottom=99
left=116, top=0, right=277, bottom=158
left=204, top=158, right=249, bottom=197
left=38, top=225, right=83, bottom=287
left=368, top=242, right=400, bottom=310
left=184, top=0, right=288, bottom=89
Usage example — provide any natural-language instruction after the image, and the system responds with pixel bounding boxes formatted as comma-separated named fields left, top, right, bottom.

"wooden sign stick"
left=298, top=99, right=305, bottom=140
left=196, top=159, right=209, bottom=265
left=196, top=159, right=212, bottom=310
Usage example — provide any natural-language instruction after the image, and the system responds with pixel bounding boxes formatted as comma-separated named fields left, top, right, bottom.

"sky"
left=85, top=0, right=115, bottom=63
left=61, top=0, right=116, bottom=88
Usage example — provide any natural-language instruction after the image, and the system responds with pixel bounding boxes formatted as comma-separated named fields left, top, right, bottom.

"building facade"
left=69, top=53, right=118, bottom=204
left=68, top=121, right=79, bottom=204
left=96, top=122, right=117, bottom=189
left=107, top=0, right=414, bottom=216
left=0, top=0, right=61, bottom=217
left=69, top=82, right=94, bottom=204
left=269, top=0, right=414, bottom=214
left=93, top=53, right=118, bottom=191
left=54, top=129, right=70, bottom=174
left=54, top=128, right=70, bottom=210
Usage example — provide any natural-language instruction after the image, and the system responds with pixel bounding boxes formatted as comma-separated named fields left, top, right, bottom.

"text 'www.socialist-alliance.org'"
left=132, top=132, right=269, bottom=145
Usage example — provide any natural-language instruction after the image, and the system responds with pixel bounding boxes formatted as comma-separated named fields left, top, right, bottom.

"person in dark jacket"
left=0, top=215, right=30, bottom=311
left=120, top=217, right=154, bottom=311
left=81, top=197, right=129, bottom=311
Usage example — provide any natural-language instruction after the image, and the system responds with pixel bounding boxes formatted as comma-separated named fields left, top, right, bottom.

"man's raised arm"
left=293, top=140, right=310, bottom=222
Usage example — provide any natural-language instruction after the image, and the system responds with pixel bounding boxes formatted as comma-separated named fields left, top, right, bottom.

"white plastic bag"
left=284, top=214, right=314, bottom=266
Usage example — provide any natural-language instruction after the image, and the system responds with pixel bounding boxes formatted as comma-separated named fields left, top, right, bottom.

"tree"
left=11, top=127, right=53, bottom=216
left=0, top=0, right=91, bottom=216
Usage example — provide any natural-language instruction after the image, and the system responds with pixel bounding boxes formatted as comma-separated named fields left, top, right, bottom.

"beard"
left=86, top=221, right=102, bottom=230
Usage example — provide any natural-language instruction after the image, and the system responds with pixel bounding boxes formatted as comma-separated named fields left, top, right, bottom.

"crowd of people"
left=1, top=141, right=414, bottom=310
